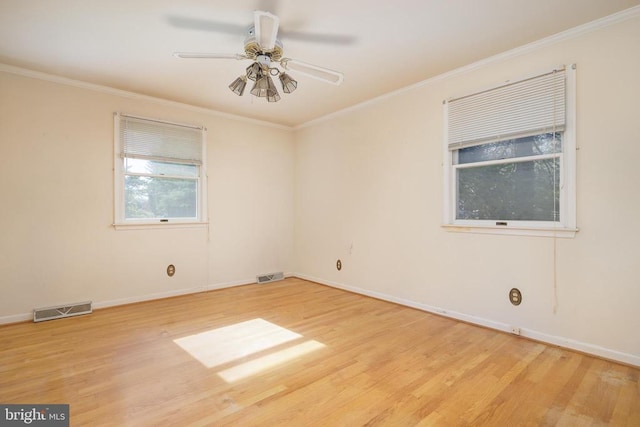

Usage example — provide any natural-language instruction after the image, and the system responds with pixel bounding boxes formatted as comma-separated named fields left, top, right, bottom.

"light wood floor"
left=1, top=278, right=638, bottom=426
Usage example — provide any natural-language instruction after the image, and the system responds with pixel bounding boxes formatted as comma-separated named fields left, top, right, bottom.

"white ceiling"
left=1, top=0, right=638, bottom=127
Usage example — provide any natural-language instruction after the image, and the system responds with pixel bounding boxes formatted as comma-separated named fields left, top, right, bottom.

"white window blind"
left=447, top=68, right=566, bottom=150
left=120, top=115, right=203, bottom=164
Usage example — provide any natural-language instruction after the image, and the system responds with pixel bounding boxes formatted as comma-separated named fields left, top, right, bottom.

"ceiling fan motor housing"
left=244, top=26, right=283, bottom=61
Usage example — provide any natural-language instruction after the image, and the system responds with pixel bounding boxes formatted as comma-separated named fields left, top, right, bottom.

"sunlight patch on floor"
left=174, top=318, right=302, bottom=368
left=217, top=340, right=326, bottom=383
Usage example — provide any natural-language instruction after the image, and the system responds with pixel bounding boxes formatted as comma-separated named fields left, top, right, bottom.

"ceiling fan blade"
left=278, top=30, right=357, bottom=46
left=254, top=10, right=279, bottom=51
left=257, top=0, right=279, bottom=15
left=173, top=52, right=247, bottom=60
left=168, top=13, right=355, bottom=46
left=167, top=16, right=246, bottom=34
left=281, top=59, right=344, bottom=85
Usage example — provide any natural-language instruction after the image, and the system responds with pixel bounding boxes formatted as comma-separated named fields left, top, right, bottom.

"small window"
left=114, top=113, right=207, bottom=227
left=443, top=66, right=576, bottom=237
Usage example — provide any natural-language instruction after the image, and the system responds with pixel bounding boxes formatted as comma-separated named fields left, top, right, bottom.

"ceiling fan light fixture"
left=174, top=11, right=345, bottom=103
left=266, top=76, right=281, bottom=102
left=246, top=62, right=263, bottom=81
left=279, top=73, right=297, bottom=94
left=266, top=89, right=281, bottom=102
left=228, top=75, right=247, bottom=96
left=250, top=74, right=272, bottom=98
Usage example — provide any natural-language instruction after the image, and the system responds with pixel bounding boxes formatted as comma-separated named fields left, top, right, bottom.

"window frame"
left=113, top=113, right=208, bottom=229
left=442, top=65, right=577, bottom=238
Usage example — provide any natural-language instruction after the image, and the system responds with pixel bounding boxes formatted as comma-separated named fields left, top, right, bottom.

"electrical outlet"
left=509, top=288, right=522, bottom=306
left=510, top=326, right=521, bottom=336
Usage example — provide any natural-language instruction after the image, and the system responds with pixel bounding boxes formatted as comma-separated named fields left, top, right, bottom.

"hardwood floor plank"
left=1, top=278, right=638, bottom=426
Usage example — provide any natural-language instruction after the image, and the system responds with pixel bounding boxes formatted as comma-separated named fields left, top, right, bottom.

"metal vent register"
left=256, top=272, right=284, bottom=284
left=33, top=301, right=92, bottom=322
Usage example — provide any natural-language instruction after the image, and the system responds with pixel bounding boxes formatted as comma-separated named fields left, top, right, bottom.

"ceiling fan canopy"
left=173, top=10, right=344, bottom=102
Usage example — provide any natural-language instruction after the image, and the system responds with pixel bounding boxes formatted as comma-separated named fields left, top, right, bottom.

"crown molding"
left=0, top=63, right=293, bottom=131
left=296, top=5, right=640, bottom=130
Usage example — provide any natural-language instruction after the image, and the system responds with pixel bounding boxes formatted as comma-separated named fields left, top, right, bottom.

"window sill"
left=113, top=222, right=208, bottom=231
left=442, top=224, right=578, bottom=238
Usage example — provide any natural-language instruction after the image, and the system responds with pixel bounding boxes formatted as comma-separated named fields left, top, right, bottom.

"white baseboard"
left=205, top=278, right=254, bottom=291
left=0, top=286, right=210, bottom=325
left=0, top=312, right=33, bottom=324
left=93, top=285, right=206, bottom=310
left=206, top=272, right=294, bottom=290
left=0, top=273, right=297, bottom=326
left=294, top=273, right=640, bottom=367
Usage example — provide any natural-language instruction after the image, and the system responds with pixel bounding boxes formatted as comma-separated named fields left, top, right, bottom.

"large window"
left=114, top=113, right=207, bottom=227
left=443, top=66, right=576, bottom=237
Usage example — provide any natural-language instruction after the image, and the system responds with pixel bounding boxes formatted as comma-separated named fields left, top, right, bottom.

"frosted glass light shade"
left=250, top=75, right=271, bottom=97
left=279, top=73, right=297, bottom=94
left=228, top=75, right=247, bottom=96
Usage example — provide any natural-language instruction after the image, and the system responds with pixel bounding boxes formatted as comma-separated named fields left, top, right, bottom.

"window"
left=114, top=113, right=207, bottom=227
left=443, top=66, right=576, bottom=237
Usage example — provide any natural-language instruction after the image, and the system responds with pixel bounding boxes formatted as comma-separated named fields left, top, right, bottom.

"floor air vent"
left=33, top=301, right=92, bottom=322
left=256, top=272, right=284, bottom=284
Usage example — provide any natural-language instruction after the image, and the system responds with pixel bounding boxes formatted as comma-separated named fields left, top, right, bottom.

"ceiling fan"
left=173, top=11, right=344, bottom=102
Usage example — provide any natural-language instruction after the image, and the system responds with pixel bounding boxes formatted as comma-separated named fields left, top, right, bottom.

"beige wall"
left=294, top=16, right=640, bottom=364
left=0, top=71, right=295, bottom=321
